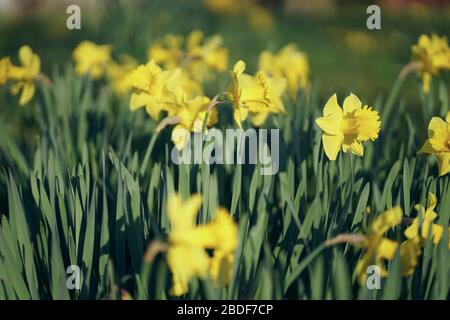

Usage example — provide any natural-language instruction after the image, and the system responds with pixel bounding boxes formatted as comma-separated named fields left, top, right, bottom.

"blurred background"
left=0, top=0, right=449, bottom=99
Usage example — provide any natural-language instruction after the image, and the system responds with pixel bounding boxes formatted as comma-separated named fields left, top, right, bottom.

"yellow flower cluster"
left=354, top=207, right=403, bottom=284
left=70, top=36, right=312, bottom=145
left=126, top=57, right=287, bottom=149
left=351, top=192, right=449, bottom=283
left=166, top=193, right=237, bottom=296
left=128, top=60, right=216, bottom=149
left=411, top=34, right=450, bottom=94
left=148, top=30, right=228, bottom=84
left=259, top=44, right=310, bottom=98
left=404, top=193, right=450, bottom=249
left=73, top=40, right=137, bottom=97
left=0, top=46, right=41, bottom=106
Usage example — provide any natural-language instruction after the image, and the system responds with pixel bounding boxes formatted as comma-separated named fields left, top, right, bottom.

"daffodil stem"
left=349, top=153, right=355, bottom=200
left=139, top=241, right=168, bottom=299
left=140, top=131, right=159, bottom=177
left=325, top=233, right=365, bottom=246
left=382, top=75, right=405, bottom=125
left=36, top=73, right=54, bottom=87
left=284, top=243, right=327, bottom=292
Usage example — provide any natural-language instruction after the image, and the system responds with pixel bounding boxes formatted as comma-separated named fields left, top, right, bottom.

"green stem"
left=283, top=243, right=327, bottom=293
left=382, top=76, right=405, bottom=127
left=140, top=132, right=159, bottom=176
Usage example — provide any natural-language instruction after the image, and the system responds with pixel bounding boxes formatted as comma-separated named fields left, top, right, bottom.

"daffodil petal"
left=399, top=239, right=421, bottom=277
left=436, top=152, right=450, bottom=177
left=377, top=238, right=398, bottom=261
left=18, top=45, right=33, bottom=67
left=315, top=114, right=341, bottom=135
left=322, top=132, right=344, bottom=161
left=343, top=93, right=362, bottom=113
left=19, top=81, right=35, bottom=106
left=233, top=60, right=246, bottom=75
left=418, top=139, right=434, bottom=154
left=323, top=94, right=342, bottom=117
left=350, top=140, right=364, bottom=157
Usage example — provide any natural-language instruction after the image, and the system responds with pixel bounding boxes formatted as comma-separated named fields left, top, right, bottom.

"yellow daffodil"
left=186, top=32, right=228, bottom=82
left=7, top=46, right=41, bottom=106
left=229, top=60, right=280, bottom=128
left=354, top=207, right=402, bottom=284
left=128, top=60, right=184, bottom=119
left=73, top=41, right=112, bottom=80
left=405, top=192, right=450, bottom=248
left=166, top=193, right=237, bottom=296
left=411, top=34, right=450, bottom=93
left=179, top=72, right=204, bottom=98
left=107, top=55, right=137, bottom=97
left=419, top=114, right=450, bottom=176
left=186, top=31, right=228, bottom=73
left=400, top=192, right=450, bottom=276
left=171, top=95, right=217, bottom=150
left=315, top=93, right=381, bottom=160
left=148, top=30, right=228, bottom=83
left=148, top=34, right=184, bottom=69
left=259, top=44, right=310, bottom=98
left=249, top=71, right=287, bottom=126
left=206, top=208, right=238, bottom=286
left=167, top=193, right=209, bottom=296
left=0, top=57, right=11, bottom=85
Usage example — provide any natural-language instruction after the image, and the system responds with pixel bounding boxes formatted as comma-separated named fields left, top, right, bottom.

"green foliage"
left=0, top=0, right=449, bottom=300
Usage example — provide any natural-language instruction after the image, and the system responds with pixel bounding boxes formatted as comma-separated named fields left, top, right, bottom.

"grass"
left=0, top=0, right=449, bottom=300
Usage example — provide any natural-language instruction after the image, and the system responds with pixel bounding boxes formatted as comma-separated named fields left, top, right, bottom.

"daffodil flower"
left=148, top=30, right=228, bottom=83
left=400, top=192, right=450, bottom=276
left=107, top=55, right=137, bottom=97
left=73, top=41, right=112, bottom=80
left=259, top=44, right=310, bottom=98
left=327, top=206, right=423, bottom=281
left=148, top=34, right=184, bottom=69
left=354, top=207, right=402, bottom=284
left=411, top=34, right=450, bottom=94
left=166, top=193, right=237, bottom=296
left=249, top=71, right=287, bottom=126
left=7, top=46, right=41, bottom=106
left=171, top=95, right=217, bottom=150
left=419, top=114, right=450, bottom=176
left=315, top=93, right=381, bottom=160
left=179, top=72, right=204, bottom=98
left=205, top=208, right=238, bottom=286
left=229, top=60, right=280, bottom=129
left=128, top=60, right=184, bottom=119
left=186, top=31, right=228, bottom=74
left=405, top=192, right=450, bottom=248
